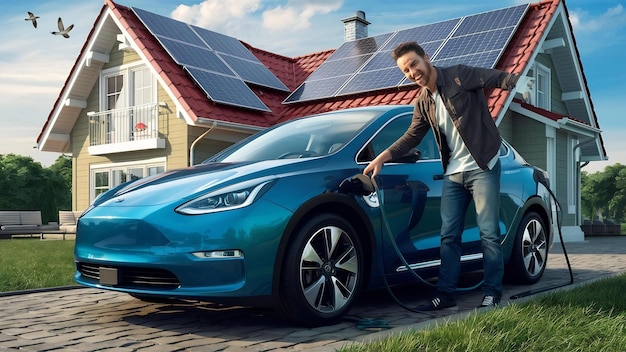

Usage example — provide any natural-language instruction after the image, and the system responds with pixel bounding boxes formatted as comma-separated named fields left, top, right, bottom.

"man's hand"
left=363, top=150, right=392, bottom=178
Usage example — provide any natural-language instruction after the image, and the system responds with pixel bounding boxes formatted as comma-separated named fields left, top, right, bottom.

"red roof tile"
left=489, top=0, right=559, bottom=118
left=108, top=0, right=285, bottom=128
left=42, top=0, right=602, bottom=157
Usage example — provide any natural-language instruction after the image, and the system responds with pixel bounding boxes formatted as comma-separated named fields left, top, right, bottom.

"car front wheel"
left=279, top=213, right=364, bottom=326
left=506, top=211, right=549, bottom=284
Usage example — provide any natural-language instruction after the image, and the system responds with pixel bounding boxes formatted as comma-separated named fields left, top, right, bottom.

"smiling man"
left=363, top=41, right=520, bottom=311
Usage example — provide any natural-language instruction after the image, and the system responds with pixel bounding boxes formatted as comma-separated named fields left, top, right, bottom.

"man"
left=363, top=41, right=520, bottom=310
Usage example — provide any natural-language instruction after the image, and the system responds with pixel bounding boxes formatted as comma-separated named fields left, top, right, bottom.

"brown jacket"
left=387, top=64, right=519, bottom=172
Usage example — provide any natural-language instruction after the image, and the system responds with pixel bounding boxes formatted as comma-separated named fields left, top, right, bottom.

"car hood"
left=96, top=159, right=325, bottom=207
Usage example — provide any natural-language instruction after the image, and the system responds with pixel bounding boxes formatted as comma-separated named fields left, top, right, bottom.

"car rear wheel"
left=506, top=211, right=548, bottom=284
left=279, top=213, right=364, bottom=326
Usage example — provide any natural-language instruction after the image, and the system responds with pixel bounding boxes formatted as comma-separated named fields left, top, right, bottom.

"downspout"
left=189, top=121, right=217, bottom=167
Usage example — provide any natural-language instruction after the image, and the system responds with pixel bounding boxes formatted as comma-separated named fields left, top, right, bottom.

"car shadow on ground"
left=115, top=263, right=609, bottom=336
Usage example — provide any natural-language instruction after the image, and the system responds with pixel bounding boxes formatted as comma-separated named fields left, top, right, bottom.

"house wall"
left=501, top=112, right=579, bottom=230
left=555, top=130, right=576, bottom=226
left=509, top=115, right=547, bottom=170
left=535, top=54, right=567, bottom=114
left=498, top=110, right=514, bottom=142
left=503, top=50, right=582, bottom=230
left=71, top=45, right=190, bottom=210
left=187, top=128, right=233, bottom=165
left=540, top=53, right=578, bottom=228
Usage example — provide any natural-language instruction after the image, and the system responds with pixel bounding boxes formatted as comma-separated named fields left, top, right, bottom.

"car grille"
left=77, top=262, right=180, bottom=289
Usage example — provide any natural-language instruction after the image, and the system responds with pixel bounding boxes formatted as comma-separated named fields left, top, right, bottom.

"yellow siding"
left=72, top=45, right=190, bottom=210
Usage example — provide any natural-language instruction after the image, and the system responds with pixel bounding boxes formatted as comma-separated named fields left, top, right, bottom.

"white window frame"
left=100, top=63, right=156, bottom=112
left=535, top=62, right=551, bottom=110
left=89, top=157, right=166, bottom=202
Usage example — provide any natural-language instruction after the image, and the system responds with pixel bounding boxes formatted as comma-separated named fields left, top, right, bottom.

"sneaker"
left=478, top=295, right=499, bottom=308
left=415, top=296, right=457, bottom=311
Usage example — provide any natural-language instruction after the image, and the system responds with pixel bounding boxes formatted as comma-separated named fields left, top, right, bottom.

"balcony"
left=87, top=103, right=165, bottom=155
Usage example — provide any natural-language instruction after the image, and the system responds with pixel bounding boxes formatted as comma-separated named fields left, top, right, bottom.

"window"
left=132, top=67, right=153, bottom=106
left=96, top=64, right=157, bottom=146
left=94, top=171, right=110, bottom=198
left=90, top=159, right=166, bottom=202
left=106, top=75, right=125, bottom=110
left=358, top=113, right=440, bottom=163
left=535, top=63, right=551, bottom=110
left=519, top=63, right=551, bottom=110
left=101, top=64, right=155, bottom=111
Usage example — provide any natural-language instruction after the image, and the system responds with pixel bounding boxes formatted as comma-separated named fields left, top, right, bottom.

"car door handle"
left=433, top=174, right=443, bottom=180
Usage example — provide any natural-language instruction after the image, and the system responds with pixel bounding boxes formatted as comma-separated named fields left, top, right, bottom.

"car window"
left=358, top=114, right=440, bottom=162
left=208, top=110, right=381, bottom=162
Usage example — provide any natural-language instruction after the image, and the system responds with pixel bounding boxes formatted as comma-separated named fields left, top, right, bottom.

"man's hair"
left=391, top=42, right=426, bottom=61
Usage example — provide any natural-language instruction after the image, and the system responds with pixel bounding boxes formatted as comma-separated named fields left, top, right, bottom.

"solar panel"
left=219, top=54, right=289, bottom=91
left=158, top=37, right=233, bottom=75
left=432, top=4, right=529, bottom=68
left=452, top=5, right=528, bottom=36
left=284, top=3, right=529, bottom=104
left=132, top=8, right=205, bottom=47
left=185, top=68, right=271, bottom=112
left=339, top=67, right=405, bottom=96
left=191, top=25, right=259, bottom=61
left=132, top=7, right=289, bottom=112
left=380, top=19, right=461, bottom=52
left=284, top=76, right=351, bottom=103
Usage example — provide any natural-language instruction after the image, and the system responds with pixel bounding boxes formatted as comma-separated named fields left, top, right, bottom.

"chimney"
left=341, top=11, right=370, bottom=42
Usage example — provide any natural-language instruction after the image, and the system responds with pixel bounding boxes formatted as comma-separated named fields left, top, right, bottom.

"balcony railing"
left=88, top=103, right=159, bottom=146
left=87, top=103, right=166, bottom=155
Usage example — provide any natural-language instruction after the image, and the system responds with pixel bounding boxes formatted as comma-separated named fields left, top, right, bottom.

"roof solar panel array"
left=132, top=7, right=289, bottom=112
left=284, top=3, right=528, bottom=104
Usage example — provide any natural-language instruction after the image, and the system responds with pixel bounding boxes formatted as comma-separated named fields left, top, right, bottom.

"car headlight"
left=175, top=178, right=275, bottom=215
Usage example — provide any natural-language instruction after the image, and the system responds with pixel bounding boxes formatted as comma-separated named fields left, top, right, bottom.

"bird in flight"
left=25, top=11, right=40, bottom=28
left=51, top=17, right=74, bottom=38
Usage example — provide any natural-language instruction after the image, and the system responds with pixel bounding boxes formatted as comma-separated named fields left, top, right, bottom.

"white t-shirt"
left=433, top=91, right=497, bottom=175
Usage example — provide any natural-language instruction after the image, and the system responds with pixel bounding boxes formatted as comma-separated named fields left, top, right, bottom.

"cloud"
left=569, top=4, right=626, bottom=34
left=171, top=0, right=343, bottom=34
left=171, top=0, right=261, bottom=29
left=168, top=0, right=345, bottom=56
left=262, top=0, right=343, bottom=31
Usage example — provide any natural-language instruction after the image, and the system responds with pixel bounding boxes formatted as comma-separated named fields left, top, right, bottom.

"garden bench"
left=0, top=210, right=44, bottom=238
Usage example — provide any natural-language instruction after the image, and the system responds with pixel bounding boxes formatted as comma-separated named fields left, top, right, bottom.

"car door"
left=358, top=113, right=482, bottom=275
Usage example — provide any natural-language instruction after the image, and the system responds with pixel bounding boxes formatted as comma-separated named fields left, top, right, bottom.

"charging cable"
left=509, top=181, right=574, bottom=299
left=338, top=174, right=482, bottom=315
left=340, top=172, right=573, bottom=314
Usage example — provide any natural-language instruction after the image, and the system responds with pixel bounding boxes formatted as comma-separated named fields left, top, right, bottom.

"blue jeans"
left=437, top=160, right=503, bottom=298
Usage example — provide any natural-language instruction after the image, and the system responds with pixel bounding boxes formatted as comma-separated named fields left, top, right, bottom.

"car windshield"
left=207, top=110, right=382, bottom=163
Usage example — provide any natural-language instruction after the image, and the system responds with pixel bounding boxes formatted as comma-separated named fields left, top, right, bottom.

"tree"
left=48, top=155, right=72, bottom=212
left=0, top=154, right=71, bottom=223
left=581, top=163, right=626, bottom=223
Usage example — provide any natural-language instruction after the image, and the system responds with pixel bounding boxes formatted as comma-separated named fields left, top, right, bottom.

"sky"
left=1, top=0, right=625, bottom=173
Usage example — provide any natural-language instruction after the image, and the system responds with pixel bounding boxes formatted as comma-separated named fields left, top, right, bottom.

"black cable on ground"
left=509, top=184, right=574, bottom=300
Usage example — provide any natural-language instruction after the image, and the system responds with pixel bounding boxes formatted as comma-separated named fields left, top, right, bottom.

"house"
left=36, top=0, right=605, bottom=242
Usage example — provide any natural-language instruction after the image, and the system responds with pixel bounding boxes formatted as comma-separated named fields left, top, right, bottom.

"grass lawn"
left=0, top=239, right=76, bottom=292
left=339, top=273, right=626, bottom=352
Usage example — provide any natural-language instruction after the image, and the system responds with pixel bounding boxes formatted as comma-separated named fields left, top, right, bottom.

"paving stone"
left=0, top=236, right=624, bottom=352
